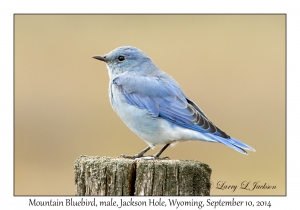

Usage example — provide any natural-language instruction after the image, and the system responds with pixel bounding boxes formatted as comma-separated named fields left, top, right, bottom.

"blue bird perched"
left=93, top=46, right=255, bottom=160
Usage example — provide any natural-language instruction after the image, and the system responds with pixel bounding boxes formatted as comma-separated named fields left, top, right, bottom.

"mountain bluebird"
left=93, top=46, right=255, bottom=159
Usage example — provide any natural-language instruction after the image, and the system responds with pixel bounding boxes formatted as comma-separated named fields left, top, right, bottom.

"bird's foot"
left=136, top=156, right=170, bottom=161
left=156, top=156, right=170, bottom=160
left=120, top=154, right=139, bottom=159
left=120, top=154, right=169, bottom=160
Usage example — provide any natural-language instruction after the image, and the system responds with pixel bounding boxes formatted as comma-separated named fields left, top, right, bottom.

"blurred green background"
left=14, top=15, right=285, bottom=195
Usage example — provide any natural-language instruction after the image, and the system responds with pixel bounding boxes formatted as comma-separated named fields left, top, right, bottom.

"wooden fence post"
left=74, top=155, right=211, bottom=196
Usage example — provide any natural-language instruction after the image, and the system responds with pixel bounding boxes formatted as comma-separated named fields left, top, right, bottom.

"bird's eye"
left=117, top=56, right=125, bottom=62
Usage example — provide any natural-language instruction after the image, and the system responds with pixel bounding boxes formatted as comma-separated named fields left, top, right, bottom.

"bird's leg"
left=121, top=144, right=171, bottom=160
left=152, top=143, right=170, bottom=160
left=120, top=146, right=151, bottom=159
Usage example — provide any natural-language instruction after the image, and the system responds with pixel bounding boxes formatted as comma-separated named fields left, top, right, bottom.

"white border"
left=1, top=0, right=298, bottom=209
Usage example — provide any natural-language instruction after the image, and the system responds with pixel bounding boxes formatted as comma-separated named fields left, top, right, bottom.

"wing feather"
left=113, top=73, right=229, bottom=138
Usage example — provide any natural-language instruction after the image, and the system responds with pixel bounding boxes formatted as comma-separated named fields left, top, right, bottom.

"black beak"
left=92, top=55, right=108, bottom=62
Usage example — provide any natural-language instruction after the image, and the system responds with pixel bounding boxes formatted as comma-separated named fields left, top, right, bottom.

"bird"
left=93, top=46, right=255, bottom=160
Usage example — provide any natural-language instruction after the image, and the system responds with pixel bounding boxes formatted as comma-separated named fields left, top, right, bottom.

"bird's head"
left=93, top=46, right=157, bottom=78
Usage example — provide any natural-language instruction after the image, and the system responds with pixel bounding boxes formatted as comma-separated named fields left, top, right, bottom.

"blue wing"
left=113, top=73, right=255, bottom=154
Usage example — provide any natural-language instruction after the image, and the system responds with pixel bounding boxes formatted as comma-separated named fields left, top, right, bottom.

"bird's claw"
left=120, top=154, right=170, bottom=160
left=120, top=154, right=138, bottom=159
left=135, top=156, right=155, bottom=160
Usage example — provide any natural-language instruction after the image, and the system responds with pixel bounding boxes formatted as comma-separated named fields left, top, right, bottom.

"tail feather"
left=206, top=134, right=255, bottom=155
left=229, top=137, right=256, bottom=152
left=216, top=137, right=248, bottom=154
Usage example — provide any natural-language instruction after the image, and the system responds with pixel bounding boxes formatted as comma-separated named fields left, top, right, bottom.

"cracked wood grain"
left=74, top=155, right=211, bottom=196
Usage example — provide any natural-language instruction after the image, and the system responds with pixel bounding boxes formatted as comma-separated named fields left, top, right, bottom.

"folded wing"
left=113, top=73, right=229, bottom=138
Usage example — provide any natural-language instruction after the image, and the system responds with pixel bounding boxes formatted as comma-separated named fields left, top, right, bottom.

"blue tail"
left=206, top=134, right=255, bottom=155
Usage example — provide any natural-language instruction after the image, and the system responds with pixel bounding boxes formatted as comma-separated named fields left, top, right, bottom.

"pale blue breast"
left=108, top=81, right=213, bottom=146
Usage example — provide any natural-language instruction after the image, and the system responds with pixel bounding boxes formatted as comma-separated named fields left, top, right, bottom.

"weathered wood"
left=74, top=155, right=212, bottom=196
